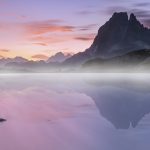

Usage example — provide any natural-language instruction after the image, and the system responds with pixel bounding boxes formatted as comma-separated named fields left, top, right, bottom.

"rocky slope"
left=65, top=12, right=150, bottom=65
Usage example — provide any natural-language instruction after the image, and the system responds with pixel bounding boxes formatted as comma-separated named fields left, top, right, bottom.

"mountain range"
left=1, top=12, right=150, bottom=72
left=0, top=57, right=28, bottom=66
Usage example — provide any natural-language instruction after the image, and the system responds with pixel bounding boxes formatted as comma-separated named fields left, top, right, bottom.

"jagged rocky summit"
left=65, top=12, right=150, bottom=65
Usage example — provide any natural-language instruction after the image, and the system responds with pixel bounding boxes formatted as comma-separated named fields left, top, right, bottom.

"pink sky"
left=0, top=0, right=149, bottom=60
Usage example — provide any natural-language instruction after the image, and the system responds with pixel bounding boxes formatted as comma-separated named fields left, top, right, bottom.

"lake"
left=0, top=73, right=150, bottom=150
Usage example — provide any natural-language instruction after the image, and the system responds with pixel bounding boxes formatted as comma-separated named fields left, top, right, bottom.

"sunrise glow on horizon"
left=0, top=0, right=149, bottom=60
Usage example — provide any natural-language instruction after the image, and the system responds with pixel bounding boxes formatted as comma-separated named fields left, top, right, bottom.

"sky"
left=0, top=0, right=150, bottom=60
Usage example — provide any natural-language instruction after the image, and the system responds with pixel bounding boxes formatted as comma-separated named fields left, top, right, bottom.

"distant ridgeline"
left=1, top=12, right=150, bottom=73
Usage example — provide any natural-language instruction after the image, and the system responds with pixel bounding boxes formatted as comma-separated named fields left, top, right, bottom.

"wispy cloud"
left=15, top=18, right=99, bottom=47
left=78, top=24, right=98, bottom=31
left=32, top=43, right=49, bottom=46
left=0, top=49, right=10, bottom=52
left=29, top=35, right=71, bottom=45
left=23, top=19, right=75, bottom=35
left=29, top=32, right=96, bottom=46
left=133, top=2, right=150, bottom=7
left=76, top=10, right=96, bottom=15
left=0, top=12, right=28, bottom=20
left=0, top=55, right=4, bottom=58
left=74, top=37, right=94, bottom=41
left=74, top=33, right=95, bottom=41
left=31, top=54, right=49, bottom=60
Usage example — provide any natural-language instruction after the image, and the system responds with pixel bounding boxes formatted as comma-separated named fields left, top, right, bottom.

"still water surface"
left=0, top=73, right=149, bottom=150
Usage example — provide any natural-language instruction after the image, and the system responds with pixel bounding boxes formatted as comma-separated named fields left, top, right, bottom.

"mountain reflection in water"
left=0, top=73, right=149, bottom=150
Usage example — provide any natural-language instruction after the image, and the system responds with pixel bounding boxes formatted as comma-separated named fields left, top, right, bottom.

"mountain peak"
left=111, top=12, right=128, bottom=19
left=128, top=13, right=145, bottom=33
left=93, top=12, right=150, bottom=57
left=129, top=13, right=137, bottom=21
left=65, top=12, right=150, bottom=65
left=129, top=13, right=141, bottom=26
left=109, top=12, right=128, bottom=24
left=110, top=12, right=142, bottom=25
left=47, top=52, right=72, bottom=63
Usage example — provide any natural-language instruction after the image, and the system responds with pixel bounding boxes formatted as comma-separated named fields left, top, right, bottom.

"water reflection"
left=0, top=74, right=149, bottom=150
left=83, top=85, right=150, bottom=129
left=0, top=73, right=150, bottom=128
left=82, top=74, right=150, bottom=129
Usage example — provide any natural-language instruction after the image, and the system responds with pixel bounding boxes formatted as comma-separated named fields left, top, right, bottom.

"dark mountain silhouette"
left=64, top=12, right=150, bottom=65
